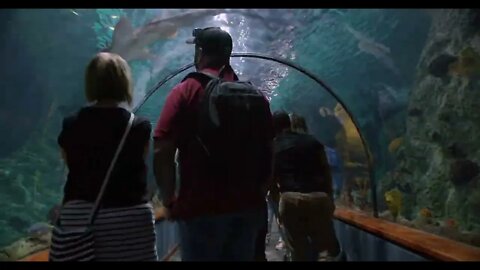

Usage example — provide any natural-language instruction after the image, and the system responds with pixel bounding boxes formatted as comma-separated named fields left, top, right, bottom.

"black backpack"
left=181, top=70, right=272, bottom=175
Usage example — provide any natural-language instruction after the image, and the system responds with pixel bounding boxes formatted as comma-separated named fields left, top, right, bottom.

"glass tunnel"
left=1, top=8, right=480, bottom=261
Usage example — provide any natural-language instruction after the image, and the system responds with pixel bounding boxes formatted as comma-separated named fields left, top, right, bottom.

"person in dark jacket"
left=272, top=111, right=340, bottom=261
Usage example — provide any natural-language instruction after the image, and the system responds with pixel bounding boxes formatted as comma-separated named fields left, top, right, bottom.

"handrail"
left=334, top=207, right=480, bottom=261
left=161, top=244, right=180, bottom=261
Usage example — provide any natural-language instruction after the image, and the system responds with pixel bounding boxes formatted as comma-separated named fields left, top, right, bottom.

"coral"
left=390, top=10, right=480, bottom=247
left=449, top=47, right=480, bottom=78
left=1, top=237, right=49, bottom=261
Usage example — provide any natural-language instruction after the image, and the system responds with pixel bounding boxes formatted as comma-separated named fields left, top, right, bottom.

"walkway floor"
left=265, top=219, right=287, bottom=261
left=167, top=220, right=287, bottom=261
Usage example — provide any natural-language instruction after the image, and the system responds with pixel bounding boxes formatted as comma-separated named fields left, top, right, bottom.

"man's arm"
left=262, top=141, right=274, bottom=196
left=153, top=139, right=176, bottom=207
left=261, top=99, right=275, bottom=196
left=152, top=83, right=186, bottom=211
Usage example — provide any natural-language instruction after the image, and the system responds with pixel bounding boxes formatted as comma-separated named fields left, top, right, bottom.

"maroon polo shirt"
left=154, top=65, right=273, bottom=220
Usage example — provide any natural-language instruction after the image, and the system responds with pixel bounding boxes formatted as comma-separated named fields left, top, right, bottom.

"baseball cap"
left=186, top=27, right=233, bottom=55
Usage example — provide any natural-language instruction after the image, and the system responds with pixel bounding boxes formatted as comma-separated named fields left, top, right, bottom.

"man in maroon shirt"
left=153, top=27, right=274, bottom=261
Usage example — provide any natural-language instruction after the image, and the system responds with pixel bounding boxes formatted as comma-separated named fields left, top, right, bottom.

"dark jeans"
left=267, top=194, right=287, bottom=242
left=178, top=208, right=264, bottom=261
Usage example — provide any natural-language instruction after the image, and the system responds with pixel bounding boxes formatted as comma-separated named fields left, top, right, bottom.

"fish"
left=346, top=24, right=391, bottom=54
left=69, top=9, right=79, bottom=16
left=27, top=222, right=53, bottom=239
left=384, top=188, right=402, bottom=221
left=414, top=207, right=434, bottom=227
left=359, top=41, right=401, bottom=77
left=419, top=207, right=432, bottom=218
left=388, top=137, right=403, bottom=153
left=346, top=24, right=401, bottom=77
left=106, top=9, right=227, bottom=62
left=443, top=218, right=459, bottom=229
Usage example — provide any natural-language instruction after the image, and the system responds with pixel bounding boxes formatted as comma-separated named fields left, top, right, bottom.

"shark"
left=105, top=9, right=227, bottom=61
left=105, top=9, right=316, bottom=62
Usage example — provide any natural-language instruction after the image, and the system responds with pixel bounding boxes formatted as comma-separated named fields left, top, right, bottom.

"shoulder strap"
left=87, top=112, right=135, bottom=225
left=182, top=66, right=240, bottom=87
left=182, top=71, right=220, bottom=87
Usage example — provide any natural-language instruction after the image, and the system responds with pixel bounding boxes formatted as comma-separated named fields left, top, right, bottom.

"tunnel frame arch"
left=134, top=52, right=379, bottom=216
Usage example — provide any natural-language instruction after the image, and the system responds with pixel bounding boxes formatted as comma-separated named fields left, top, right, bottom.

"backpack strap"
left=181, top=65, right=240, bottom=87
left=181, top=72, right=220, bottom=89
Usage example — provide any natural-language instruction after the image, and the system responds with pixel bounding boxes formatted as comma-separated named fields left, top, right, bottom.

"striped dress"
left=56, top=200, right=158, bottom=261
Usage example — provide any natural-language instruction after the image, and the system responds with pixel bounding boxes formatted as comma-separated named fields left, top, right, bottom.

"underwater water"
left=1, top=8, right=480, bottom=259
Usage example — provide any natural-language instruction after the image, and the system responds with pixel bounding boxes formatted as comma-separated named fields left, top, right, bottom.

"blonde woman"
left=54, top=53, right=157, bottom=261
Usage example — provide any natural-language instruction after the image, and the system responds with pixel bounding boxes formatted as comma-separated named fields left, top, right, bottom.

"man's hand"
left=152, top=194, right=174, bottom=221
left=153, top=139, right=177, bottom=210
left=154, top=206, right=172, bottom=221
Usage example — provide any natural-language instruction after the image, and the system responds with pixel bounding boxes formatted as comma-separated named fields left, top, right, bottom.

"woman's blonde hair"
left=85, top=52, right=133, bottom=105
left=289, top=113, right=308, bottom=134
